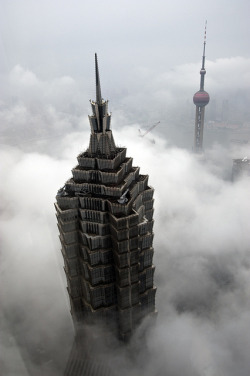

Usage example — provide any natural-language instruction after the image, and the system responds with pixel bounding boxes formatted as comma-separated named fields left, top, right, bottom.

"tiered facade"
left=55, top=54, right=156, bottom=338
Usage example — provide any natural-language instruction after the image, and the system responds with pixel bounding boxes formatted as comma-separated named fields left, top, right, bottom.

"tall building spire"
left=88, top=54, right=116, bottom=156
left=95, top=53, right=102, bottom=104
left=193, top=21, right=210, bottom=153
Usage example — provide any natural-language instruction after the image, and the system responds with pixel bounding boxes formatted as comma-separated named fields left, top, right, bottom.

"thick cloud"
left=1, top=125, right=250, bottom=375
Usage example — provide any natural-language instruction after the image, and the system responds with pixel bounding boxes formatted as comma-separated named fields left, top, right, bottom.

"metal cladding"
left=193, top=22, right=210, bottom=153
left=55, top=55, right=156, bottom=339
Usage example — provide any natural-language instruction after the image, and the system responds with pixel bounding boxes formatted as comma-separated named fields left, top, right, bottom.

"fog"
left=1, top=127, right=250, bottom=375
left=1, top=1, right=250, bottom=375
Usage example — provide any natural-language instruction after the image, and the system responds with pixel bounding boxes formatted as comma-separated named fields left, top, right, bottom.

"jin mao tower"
left=193, top=22, right=210, bottom=153
left=55, top=54, right=156, bottom=341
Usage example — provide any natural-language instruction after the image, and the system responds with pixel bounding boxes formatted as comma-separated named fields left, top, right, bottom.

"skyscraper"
left=55, top=54, right=156, bottom=343
left=193, top=22, right=210, bottom=153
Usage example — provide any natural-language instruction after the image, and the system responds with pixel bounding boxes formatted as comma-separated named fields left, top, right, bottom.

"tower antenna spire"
left=201, top=20, right=207, bottom=72
left=200, top=20, right=207, bottom=90
left=95, top=53, right=102, bottom=104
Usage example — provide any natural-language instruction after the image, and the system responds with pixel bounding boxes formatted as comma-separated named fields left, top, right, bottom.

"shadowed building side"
left=193, top=22, right=210, bottom=153
left=63, top=335, right=118, bottom=376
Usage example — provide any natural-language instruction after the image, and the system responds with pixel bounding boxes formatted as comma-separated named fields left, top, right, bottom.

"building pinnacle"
left=95, top=53, right=102, bottom=104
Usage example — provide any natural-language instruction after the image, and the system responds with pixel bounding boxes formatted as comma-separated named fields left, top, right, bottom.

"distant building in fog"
left=232, top=157, right=250, bottom=180
left=55, top=54, right=156, bottom=374
left=193, top=22, right=210, bottom=153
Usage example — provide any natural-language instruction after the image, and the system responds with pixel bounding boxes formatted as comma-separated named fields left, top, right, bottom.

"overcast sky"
left=1, top=0, right=250, bottom=151
left=1, top=0, right=250, bottom=76
left=1, top=1, right=250, bottom=375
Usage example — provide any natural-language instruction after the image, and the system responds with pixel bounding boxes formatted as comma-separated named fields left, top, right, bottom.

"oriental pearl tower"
left=193, top=22, right=210, bottom=153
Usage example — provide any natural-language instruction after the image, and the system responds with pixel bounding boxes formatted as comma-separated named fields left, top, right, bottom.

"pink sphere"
left=193, top=90, right=210, bottom=106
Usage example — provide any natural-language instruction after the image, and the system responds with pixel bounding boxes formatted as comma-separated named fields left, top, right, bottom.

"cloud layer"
left=1, top=125, right=250, bottom=375
left=1, top=56, right=250, bottom=154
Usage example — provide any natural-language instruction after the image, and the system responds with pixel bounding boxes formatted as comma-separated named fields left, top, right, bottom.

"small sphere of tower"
left=193, top=90, right=210, bottom=107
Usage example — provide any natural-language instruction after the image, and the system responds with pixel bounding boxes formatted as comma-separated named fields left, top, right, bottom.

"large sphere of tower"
left=193, top=90, right=210, bottom=107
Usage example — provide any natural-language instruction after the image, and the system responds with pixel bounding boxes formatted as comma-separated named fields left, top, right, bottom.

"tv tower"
left=193, top=22, right=210, bottom=153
